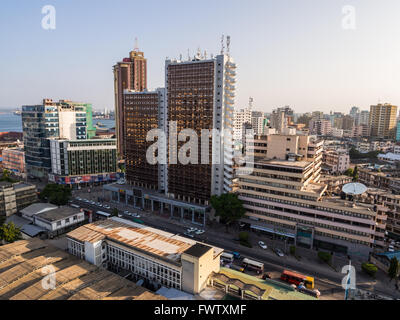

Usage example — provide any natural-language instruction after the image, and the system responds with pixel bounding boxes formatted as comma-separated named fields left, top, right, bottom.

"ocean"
left=0, top=113, right=22, bottom=132
left=0, top=113, right=115, bottom=133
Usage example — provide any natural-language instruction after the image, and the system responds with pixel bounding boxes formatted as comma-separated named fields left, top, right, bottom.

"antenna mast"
left=134, top=37, right=139, bottom=51
left=226, top=35, right=231, bottom=55
left=220, top=34, right=225, bottom=55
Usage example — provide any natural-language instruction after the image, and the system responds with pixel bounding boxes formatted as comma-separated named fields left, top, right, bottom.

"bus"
left=242, top=258, right=264, bottom=273
left=132, top=218, right=144, bottom=224
left=280, top=270, right=315, bottom=289
left=96, top=211, right=111, bottom=219
left=221, top=252, right=234, bottom=263
left=70, top=204, right=80, bottom=209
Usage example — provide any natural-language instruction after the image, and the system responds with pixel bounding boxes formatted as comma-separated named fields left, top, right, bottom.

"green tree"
left=290, top=245, right=296, bottom=255
left=0, top=215, right=5, bottom=227
left=210, top=193, right=246, bottom=231
left=0, top=169, right=16, bottom=183
left=344, top=168, right=354, bottom=177
left=362, top=262, right=378, bottom=278
left=39, top=184, right=72, bottom=206
left=112, top=208, right=119, bottom=217
left=353, top=166, right=359, bottom=182
left=388, top=257, right=399, bottom=281
left=0, top=222, right=22, bottom=243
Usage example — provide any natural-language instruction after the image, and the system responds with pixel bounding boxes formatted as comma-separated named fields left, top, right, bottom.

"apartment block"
left=369, top=103, right=398, bottom=139
left=322, top=149, right=350, bottom=174
left=2, top=148, right=25, bottom=177
left=0, top=181, right=37, bottom=217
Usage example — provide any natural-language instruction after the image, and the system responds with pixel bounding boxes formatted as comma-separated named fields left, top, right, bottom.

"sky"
left=1, top=0, right=400, bottom=114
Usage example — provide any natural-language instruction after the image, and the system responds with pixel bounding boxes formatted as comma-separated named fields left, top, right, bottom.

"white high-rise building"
left=233, top=104, right=252, bottom=142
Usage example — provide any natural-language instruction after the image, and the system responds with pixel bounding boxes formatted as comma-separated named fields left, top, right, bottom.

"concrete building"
left=237, top=133, right=385, bottom=256
left=1, top=148, right=25, bottom=177
left=48, top=138, right=118, bottom=187
left=20, top=203, right=57, bottom=221
left=322, top=149, right=350, bottom=174
left=113, top=47, right=147, bottom=158
left=22, top=99, right=95, bottom=179
left=67, top=218, right=223, bottom=294
left=164, top=51, right=236, bottom=204
left=309, top=119, right=332, bottom=136
left=33, top=206, right=85, bottom=236
left=369, top=103, right=398, bottom=139
left=233, top=107, right=252, bottom=142
left=0, top=181, right=37, bottom=217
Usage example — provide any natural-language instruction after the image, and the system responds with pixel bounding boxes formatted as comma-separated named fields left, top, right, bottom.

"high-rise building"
left=113, top=47, right=147, bottom=158
left=233, top=107, right=252, bottom=142
left=22, top=99, right=95, bottom=179
left=124, top=89, right=166, bottom=191
left=369, top=103, right=398, bottom=139
left=165, top=52, right=236, bottom=204
left=309, top=119, right=332, bottom=136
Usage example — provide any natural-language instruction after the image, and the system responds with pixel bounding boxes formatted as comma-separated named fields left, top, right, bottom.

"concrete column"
left=170, top=205, right=174, bottom=218
left=160, top=203, right=164, bottom=214
left=203, top=210, right=206, bottom=227
left=151, top=200, right=154, bottom=212
left=141, top=197, right=144, bottom=209
left=181, top=207, right=184, bottom=221
left=117, top=192, right=120, bottom=203
left=126, top=194, right=128, bottom=205
left=192, top=209, right=195, bottom=223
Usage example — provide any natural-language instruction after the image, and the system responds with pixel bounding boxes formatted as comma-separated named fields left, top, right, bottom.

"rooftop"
left=35, top=206, right=81, bottom=222
left=183, top=243, right=213, bottom=258
left=20, top=203, right=58, bottom=217
left=257, top=159, right=312, bottom=169
left=67, top=219, right=223, bottom=265
left=0, top=239, right=165, bottom=300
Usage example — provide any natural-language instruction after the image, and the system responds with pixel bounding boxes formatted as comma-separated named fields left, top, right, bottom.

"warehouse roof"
left=0, top=239, right=166, bottom=300
left=67, top=219, right=223, bottom=264
left=20, top=203, right=57, bottom=218
left=35, top=206, right=80, bottom=222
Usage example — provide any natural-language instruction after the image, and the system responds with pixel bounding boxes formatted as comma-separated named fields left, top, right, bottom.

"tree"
left=290, top=245, right=296, bottom=255
left=0, top=169, right=17, bottom=183
left=362, top=262, right=378, bottom=278
left=353, top=166, right=359, bottom=182
left=344, top=168, right=354, bottom=177
left=388, top=257, right=399, bottom=281
left=318, top=251, right=332, bottom=264
left=112, top=208, right=119, bottom=217
left=210, top=193, right=246, bottom=231
left=0, top=215, right=5, bottom=227
left=39, top=184, right=72, bottom=206
left=0, top=222, right=22, bottom=243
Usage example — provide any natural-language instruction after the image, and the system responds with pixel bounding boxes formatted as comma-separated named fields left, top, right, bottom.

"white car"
left=258, top=241, right=267, bottom=250
left=187, top=227, right=196, bottom=233
left=275, top=248, right=284, bottom=257
left=104, top=205, right=111, bottom=209
left=195, top=230, right=205, bottom=235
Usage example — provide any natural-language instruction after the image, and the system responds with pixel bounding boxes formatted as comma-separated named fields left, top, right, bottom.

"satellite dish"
left=342, top=183, right=367, bottom=196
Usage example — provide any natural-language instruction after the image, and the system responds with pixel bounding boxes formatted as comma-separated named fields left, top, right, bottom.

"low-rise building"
left=358, top=169, right=393, bottom=190
left=0, top=181, right=37, bottom=217
left=20, top=203, right=57, bottom=221
left=319, top=175, right=353, bottom=194
left=1, top=148, right=25, bottom=177
left=67, top=218, right=223, bottom=295
left=33, top=206, right=85, bottom=236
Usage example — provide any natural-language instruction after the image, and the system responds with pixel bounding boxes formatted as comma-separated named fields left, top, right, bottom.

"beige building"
left=369, top=103, right=398, bottom=139
left=67, top=217, right=222, bottom=295
left=0, top=181, right=37, bottom=217
left=238, top=132, right=385, bottom=257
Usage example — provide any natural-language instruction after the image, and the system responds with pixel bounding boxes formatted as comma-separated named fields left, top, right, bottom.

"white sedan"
left=258, top=241, right=267, bottom=249
left=195, top=230, right=205, bottom=235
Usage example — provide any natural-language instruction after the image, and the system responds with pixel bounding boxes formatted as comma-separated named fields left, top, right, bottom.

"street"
left=70, top=186, right=400, bottom=300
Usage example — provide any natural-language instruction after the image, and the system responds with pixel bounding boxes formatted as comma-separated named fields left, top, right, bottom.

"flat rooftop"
left=67, top=218, right=223, bottom=265
left=35, top=206, right=81, bottom=222
left=0, top=239, right=165, bottom=300
left=257, top=159, right=312, bottom=169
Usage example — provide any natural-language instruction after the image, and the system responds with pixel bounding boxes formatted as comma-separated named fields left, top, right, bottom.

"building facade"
left=2, top=148, right=25, bottom=177
left=369, top=103, right=398, bottom=139
left=113, top=48, right=147, bottom=158
left=22, top=99, right=95, bottom=179
left=0, top=182, right=37, bottom=217
left=322, top=149, right=350, bottom=174
left=49, top=138, right=118, bottom=186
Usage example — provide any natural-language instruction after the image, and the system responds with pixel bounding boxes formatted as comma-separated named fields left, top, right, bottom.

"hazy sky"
left=1, top=0, right=400, bottom=113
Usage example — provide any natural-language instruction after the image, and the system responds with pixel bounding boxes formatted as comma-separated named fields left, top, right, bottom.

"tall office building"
left=113, top=47, right=147, bottom=158
left=369, top=103, right=398, bottom=139
left=22, top=99, right=95, bottom=179
left=124, top=88, right=166, bottom=191
left=165, top=52, right=236, bottom=204
left=233, top=106, right=252, bottom=142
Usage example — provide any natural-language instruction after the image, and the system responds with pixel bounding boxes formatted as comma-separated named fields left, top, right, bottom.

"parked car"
left=232, top=252, right=241, bottom=259
left=184, top=232, right=194, bottom=238
left=274, top=248, right=284, bottom=257
left=104, top=205, right=111, bottom=209
left=195, top=229, right=205, bottom=235
left=258, top=241, right=267, bottom=250
left=230, top=265, right=245, bottom=272
left=187, top=227, right=197, bottom=233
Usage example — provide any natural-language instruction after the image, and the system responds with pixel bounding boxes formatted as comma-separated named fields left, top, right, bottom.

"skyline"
left=1, top=0, right=400, bottom=113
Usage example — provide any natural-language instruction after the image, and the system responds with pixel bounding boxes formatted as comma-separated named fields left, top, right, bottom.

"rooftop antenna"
left=249, top=97, right=254, bottom=109
left=187, top=49, right=190, bottom=60
left=226, top=35, right=231, bottom=55
left=220, top=34, right=225, bottom=55
left=196, top=47, right=202, bottom=59
left=134, top=37, right=139, bottom=51
left=204, top=49, right=207, bottom=59
left=179, top=53, right=182, bottom=61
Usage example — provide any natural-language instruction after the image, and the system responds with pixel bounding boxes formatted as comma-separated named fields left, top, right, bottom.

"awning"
left=250, top=225, right=295, bottom=238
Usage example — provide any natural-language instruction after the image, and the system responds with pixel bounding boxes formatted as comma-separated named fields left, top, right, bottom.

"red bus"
left=280, top=270, right=314, bottom=289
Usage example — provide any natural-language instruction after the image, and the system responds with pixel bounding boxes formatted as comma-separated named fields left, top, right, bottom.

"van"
left=230, top=264, right=245, bottom=272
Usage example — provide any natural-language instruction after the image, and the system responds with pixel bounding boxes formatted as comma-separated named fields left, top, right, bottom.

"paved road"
left=70, top=193, right=400, bottom=300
